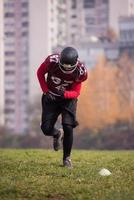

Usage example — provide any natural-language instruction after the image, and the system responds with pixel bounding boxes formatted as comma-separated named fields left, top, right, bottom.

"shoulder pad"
left=48, top=54, right=59, bottom=63
left=75, top=63, right=88, bottom=82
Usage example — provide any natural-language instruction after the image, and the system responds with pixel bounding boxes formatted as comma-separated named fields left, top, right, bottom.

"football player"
left=37, top=47, right=88, bottom=168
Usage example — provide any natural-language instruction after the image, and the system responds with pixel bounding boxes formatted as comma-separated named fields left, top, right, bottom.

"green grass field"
left=0, top=150, right=134, bottom=200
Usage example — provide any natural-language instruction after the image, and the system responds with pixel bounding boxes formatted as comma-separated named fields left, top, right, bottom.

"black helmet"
left=59, top=47, right=78, bottom=73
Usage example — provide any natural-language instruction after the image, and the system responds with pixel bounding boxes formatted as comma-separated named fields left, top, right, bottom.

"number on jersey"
left=50, top=55, right=59, bottom=63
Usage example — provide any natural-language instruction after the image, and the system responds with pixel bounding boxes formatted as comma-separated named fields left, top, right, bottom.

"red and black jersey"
left=37, top=54, right=88, bottom=99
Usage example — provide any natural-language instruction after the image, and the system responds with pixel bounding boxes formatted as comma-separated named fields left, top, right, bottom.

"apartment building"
left=57, top=0, right=67, bottom=48
left=29, top=0, right=61, bottom=99
left=119, top=16, right=134, bottom=57
left=2, top=0, right=64, bottom=133
left=3, top=0, right=29, bottom=134
left=109, top=0, right=134, bottom=34
left=0, top=0, right=4, bottom=125
left=65, top=0, right=109, bottom=44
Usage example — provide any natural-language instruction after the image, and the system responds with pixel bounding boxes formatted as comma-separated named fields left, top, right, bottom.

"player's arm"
left=37, top=57, right=49, bottom=93
left=64, top=82, right=82, bottom=99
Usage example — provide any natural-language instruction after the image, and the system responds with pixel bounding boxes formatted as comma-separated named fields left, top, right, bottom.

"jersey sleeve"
left=64, top=82, right=82, bottom=99
left=37, top=56, right=50, bottom=93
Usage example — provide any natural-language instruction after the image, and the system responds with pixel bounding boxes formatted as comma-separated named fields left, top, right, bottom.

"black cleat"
left=63, top=157, right=72, bottom=168
left=53, top=129, right=62, bottom=151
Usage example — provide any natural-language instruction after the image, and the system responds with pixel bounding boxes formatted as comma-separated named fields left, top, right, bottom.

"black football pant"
left=40, top=94, right=78, bottom=160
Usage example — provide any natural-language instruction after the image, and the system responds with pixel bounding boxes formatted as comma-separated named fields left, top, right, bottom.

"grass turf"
left=0, top=149, right=134, bottom=200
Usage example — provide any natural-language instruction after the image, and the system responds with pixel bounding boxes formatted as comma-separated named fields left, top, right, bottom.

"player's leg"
left=62, top=124, right=73, bottom=167
left=62, top=99, right=78, bottom=167
left=40, top=94, right=62, bottom=150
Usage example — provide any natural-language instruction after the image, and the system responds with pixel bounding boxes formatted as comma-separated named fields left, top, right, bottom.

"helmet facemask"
left=59, top=61, right=78, bottom=72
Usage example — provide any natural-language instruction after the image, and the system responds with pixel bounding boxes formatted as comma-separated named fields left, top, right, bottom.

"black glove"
left=45, top=92, right=56, bottom=102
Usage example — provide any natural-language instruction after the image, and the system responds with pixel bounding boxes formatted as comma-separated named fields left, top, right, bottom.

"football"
left=99, top=168, right=111, bottom=176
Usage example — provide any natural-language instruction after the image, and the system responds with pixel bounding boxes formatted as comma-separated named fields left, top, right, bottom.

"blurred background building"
left=3, top=0, right=29, bottom=134
left=65, top=0, right=109, bottom=44
left=0, top=0, right=4, bottom=125
left=109, top=0, right=134, bottom=34
left=29, top=0, right=65, bottom=101
left=119, top=16, right=134, bottom=57
left=0, top=0, right=134, bottom=134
